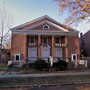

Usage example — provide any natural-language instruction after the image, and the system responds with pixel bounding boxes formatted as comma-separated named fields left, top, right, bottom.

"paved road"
left=31, top=86, right=76, bottom=90
left=0, top=84, right=90, bottom=90
left=0, top=70, right=90, bottom=78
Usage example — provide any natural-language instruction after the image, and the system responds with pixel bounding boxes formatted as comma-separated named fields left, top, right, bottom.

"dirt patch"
left=77, top=84, right=90, bottom=90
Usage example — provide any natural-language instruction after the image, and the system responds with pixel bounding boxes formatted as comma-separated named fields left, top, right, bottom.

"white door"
left=41, top=45, right=50, bottom=60
left=28, top=47, right=37, bottom=61
left=55, top=48, right=62, bottom=58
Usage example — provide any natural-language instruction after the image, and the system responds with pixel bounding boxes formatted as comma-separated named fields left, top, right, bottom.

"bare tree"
left=0, top=3, right=13, bottom=50
left=54, top=0, right=90, bottom=25
left=3, top=37, right=11, bottom=49
left=0, top=3, right=13, bottom=63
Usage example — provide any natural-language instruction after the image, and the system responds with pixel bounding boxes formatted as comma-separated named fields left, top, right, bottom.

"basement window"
left=14, top=54, right=20, bottom=61
left=71, top=54, right=77, bottom=61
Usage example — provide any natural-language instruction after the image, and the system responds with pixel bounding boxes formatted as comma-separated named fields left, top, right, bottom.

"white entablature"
left=12, top=29, right=78, bottom=36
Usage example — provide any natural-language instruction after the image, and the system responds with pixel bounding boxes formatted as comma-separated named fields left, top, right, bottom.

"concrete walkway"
left=0, top=70, right=90, bottom=78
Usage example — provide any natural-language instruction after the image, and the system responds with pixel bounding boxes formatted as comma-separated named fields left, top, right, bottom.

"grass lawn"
left=0, top=75, right=90, bottom=86
left=19, top=68, right=90, bottom=74
left=20, top=69, right=56, bottom=74
left=0, top=64, right=8, bottom=71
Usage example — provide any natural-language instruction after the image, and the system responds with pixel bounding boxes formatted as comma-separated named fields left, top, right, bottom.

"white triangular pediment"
left=11, top=15, right=79, bottom=33
left=41, top=44, right=51, bottom=48
left=25, top=20, right=68, bottom=32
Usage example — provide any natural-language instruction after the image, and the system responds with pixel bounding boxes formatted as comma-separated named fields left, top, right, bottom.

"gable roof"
left=11, top=15, right=79, bottom=33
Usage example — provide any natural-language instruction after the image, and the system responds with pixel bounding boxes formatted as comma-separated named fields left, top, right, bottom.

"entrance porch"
left=27, top=35, right=67, bottom=62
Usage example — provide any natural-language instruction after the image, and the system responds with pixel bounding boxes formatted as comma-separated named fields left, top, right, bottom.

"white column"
left=52, top=35, right=55, bottom=57
left=65, top=35, right=69, bottom=62
left=38, top=35, right=41, bottom=58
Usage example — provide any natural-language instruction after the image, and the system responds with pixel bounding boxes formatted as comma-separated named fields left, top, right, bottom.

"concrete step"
left=8, top=65, right=21, bottom=71
left=77, top=64, right=86, bottom=69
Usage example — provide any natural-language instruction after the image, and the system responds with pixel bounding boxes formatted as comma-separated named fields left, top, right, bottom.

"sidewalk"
left=0, top=69, right=90, bottom=78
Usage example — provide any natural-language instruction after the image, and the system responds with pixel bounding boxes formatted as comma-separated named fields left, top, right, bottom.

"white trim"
left=13, top=20, right=69, bottom=32
left=14, top=54, right=20, bottom=61
left=71, top=54, right=77, bottom=61
left=26, top=20, right=47, bottom=30
left=11, top=15, right=61, bottom=30
left=27, top=20, right=69, bottom=31
left=47, top=21, right=68, bottom=32
left=12, top=30, right=78, bottom=36
left=41, top=44, right=51, bottom=48
left=11, top=15, right=79, bottom=33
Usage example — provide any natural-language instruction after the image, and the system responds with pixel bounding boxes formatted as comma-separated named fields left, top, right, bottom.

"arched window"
left=43, top=24, right=50, bottom=29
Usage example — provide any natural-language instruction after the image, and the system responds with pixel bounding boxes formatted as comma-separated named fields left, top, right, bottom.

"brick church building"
left=11, top=15, right=80, bottom=62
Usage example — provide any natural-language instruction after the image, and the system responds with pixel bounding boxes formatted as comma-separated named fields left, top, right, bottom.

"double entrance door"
left=28, top=47, right=37, bottom=61
left=28, top=45, right=51, bottom=61
left=41, top=45, right=50, bottom=60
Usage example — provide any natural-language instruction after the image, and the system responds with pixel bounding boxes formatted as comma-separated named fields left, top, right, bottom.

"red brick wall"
left=33, top=23, right=61, bottom=30
left=66, top=35, right=80, bottom=61
left=11, top=34, right=80, bottom=61
left=82, top=31, right=90, bottom=57
left=11, top=34, right=27, bottom=61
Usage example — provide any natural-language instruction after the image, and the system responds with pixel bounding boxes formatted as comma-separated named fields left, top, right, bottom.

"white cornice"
left=12, top=30, right=78, bottom=36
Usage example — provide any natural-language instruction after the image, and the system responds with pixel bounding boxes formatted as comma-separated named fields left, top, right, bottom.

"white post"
left=49, top=56, right=53, bottom=67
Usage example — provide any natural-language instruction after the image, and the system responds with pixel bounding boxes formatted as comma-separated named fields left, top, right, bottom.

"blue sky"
left=0, top=0, right=90, bottom=34
left=2, top=0, right=63, bottom=25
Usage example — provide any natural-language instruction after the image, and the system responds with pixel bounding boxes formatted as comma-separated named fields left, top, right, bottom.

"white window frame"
left=71, top=54, right=77, bottom=61
left=14, top=54, right=20, bottom=61
left=43, top=24, right=50, bottom=29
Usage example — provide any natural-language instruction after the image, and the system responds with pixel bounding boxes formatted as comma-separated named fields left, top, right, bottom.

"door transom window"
left=42, top=37, right=48, bottom=44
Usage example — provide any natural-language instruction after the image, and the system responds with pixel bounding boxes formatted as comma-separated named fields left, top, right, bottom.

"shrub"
left=55, top=60, right=68, bottom=70
left=34, top=59, right=48, bottom=70
left=22, top=63, right=29, bottom=70
left=29, top=62, right=35, bottom=69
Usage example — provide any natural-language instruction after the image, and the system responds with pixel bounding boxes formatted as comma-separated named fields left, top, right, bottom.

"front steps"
left=8, top=61, right=26, bottom=71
